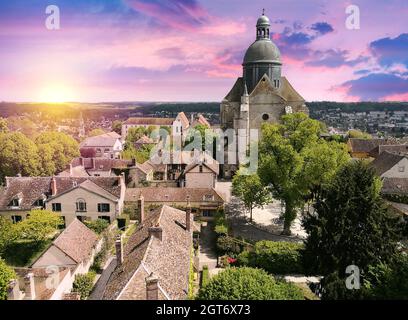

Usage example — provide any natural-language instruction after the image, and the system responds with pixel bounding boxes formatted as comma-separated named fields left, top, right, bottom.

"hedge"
left=237, top=241, right=304, bottom=275
left=196, top=267, right=303, bottom=300
left=201, top=265, right=210, bottom=288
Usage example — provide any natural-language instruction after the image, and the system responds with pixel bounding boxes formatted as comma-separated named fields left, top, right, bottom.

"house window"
left=76, top=199, right=87, bottom=212
left=98, top=216, right=111, bottom=223
left=202, top=210, right=214, bottom=217
left=399, top=166, right=405, bottom=172
left=77, top=216, right=89, bottom=222
left=98, top=203, right=110, bottom=212
left=52, top=203, right=62, bottom=212
left=60, top=216, right=66, bottom=229
left=11, top=215, right=22, bottom=223
left=9, top=198, right=20, bottom=207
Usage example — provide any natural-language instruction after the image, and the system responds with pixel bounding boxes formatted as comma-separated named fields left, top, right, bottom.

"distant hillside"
left=307, top=101, right=408, bottom=112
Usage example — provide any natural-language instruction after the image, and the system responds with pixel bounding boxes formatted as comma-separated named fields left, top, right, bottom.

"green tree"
left=84, top=219, right=109, bottom=234
left=88, top=128, right=105, bottom=137
left=111, top=120, right=122, bottom=135
left=35, top=131, right=79, bottom=175
left=0, top=132, right=40, bottom=180
left=196, top=267, right=303, bottom=300
left=0, top=117, right=8, bottom=133
left=0, top=217, right=17, bottom=255
left=363, top=254, right=408, bottom=299
left=348, top=129, right=371, bottom=139
left=258, top=113, right=349, bottom=235
left=232, top=170, right=271, bottom=222
left=0, top=258, right=16, bottom=300
left=125, top=127, right=146, bottom=146
left=16, top=210, right=62, bottom=242
left=302, top=161, right=401, bottom=298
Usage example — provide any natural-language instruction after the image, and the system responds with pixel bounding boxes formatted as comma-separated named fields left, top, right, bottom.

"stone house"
left=0, top=176, right=126, bottom=225
left=182, top=161, right=219, bottom=188
left=347, top=138, right=393, bottom=159
left=369, top=151, right=408, bottom=178
left=125, top=187, right=225, bottom=219
left=102, top=204, right=194, bottom=300
left=8, top=219, right=101, bottom=300
left=79, top=132, right=123, bottom=159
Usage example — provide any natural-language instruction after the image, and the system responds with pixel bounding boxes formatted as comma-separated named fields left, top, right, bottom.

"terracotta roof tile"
left=53, top=219, right=98, bottom=263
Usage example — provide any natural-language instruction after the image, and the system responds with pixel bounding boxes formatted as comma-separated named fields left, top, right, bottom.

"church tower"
left=220, top=11, right=309, bottom=178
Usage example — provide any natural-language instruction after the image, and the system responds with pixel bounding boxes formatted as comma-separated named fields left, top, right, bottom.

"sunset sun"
left=38, top=85, right=76, bottom=103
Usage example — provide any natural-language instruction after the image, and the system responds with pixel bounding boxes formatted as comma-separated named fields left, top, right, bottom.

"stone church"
left=220, top=11, right=309, bottom=178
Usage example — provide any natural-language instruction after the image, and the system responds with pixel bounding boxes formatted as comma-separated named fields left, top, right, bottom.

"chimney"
left=148, top=225, right=162, bottom=241
left=23, top=273, right=36, bottom=300
left=69, top=164, right=73, bottom=176
left=51, top=177, right=57, bottom=196
left=115, top=234, right=123, bottom=266
left=145, top=273, right=159, bottom=300
left=7, top=279, right=22, bottom=300
left=131, top=158, right=136, bottom=166
left=186, top=200, right=192, bottom=232
left=190, top=113, right=194, bottom=124
left=138, top=195, right=145, bottom=223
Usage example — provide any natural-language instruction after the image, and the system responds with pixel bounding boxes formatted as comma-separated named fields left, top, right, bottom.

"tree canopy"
left=0, top=258, right=16, bottom=300
left=16, top=210, right=62, bottom=242
left=232, top=170, right=271, bottom=222
left=302, top=161, right=402, bottom=299
left=196, top=267, right=304, bottom=300
left=258, top=113, right=349, bottom=234
left=35, top=131, right=79, bottom=175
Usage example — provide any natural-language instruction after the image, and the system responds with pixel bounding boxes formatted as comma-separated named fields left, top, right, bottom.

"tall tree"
left=35, top=131, right=79, bottom=174
left=258, top=113, right=348, bottom=235
left=232, top=170, right=271, bottom=222
left=302, top=161, right=401, bottom=292
left=111, top=120, right=122, bottom=134
left=0, top=258, right=16, bottom=300
left=16, top=210, right=62, bottom=242
left=0, top=132, right=40, bottom=180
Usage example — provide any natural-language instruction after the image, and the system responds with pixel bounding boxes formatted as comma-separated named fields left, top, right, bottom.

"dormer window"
left=9, top=198, right=20, bottom=207
left=33, top=199, right=44, bottom=207
left=203, top=194, right=214, bottom=201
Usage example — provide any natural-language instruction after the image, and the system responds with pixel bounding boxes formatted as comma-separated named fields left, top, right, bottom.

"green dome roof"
left=243, top=39, right=281, bottom=65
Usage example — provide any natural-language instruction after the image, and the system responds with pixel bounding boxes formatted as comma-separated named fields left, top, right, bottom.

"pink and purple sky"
left=0, top=0, right=407, bottom=102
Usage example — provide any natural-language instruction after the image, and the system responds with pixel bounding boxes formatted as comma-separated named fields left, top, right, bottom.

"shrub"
left=196, top=267, right=303, bottom=300
left=214, top=224, right=228, bottom=235
left=237, top=241, right=304, bottom=274
left=0, top=258, right=16, bottom=300
left=84, top=219, right=109, bottom=234
left=216, top=236, right=236, bottom=254
left=72, top=272, right=96, bottom=300
left=201, top=265, right=210, bottom=288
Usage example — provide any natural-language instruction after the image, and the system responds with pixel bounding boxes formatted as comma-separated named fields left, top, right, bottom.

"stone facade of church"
left=220, top=12, right=309, bottom=178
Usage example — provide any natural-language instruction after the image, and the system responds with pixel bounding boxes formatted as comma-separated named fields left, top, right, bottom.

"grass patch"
left=3, top=239, right=53, bottom=267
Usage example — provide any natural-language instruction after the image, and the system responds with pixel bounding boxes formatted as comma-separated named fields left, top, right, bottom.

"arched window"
left=76, top=198, right=87, bottom=212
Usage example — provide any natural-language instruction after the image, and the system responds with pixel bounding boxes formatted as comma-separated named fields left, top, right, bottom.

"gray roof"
left=79, top=132, right=121, bottom=148
left=257, top=14, right=270, bottom=26
left=369, top=151, right=405, bottom=176
left=223, top=76, right=304, bottom=103
left=382, top=177, right=408, bottom=195
left=243, top=39, right=281, bottom=65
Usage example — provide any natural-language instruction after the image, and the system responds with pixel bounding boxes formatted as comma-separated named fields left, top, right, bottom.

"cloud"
left=340, top=73, right=408, bottom=101
left=369, top=33, right=408, bottom=68
left=307, top=49, right=369, bottom=68
left=310, top=22, right=334, bottom=35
